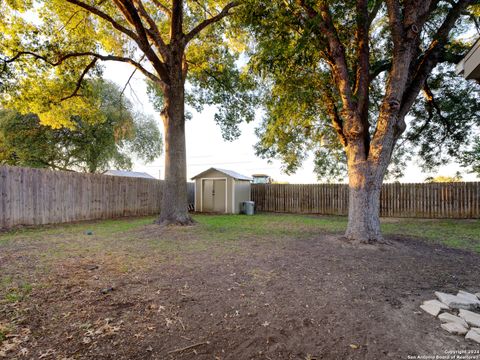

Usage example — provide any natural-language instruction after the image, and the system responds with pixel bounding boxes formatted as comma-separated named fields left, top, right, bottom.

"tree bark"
left=345, top=162, right=383, bottom=243
left=344, top=112, right=398, bottom=243
left=156, top=78, right=193, bottom=226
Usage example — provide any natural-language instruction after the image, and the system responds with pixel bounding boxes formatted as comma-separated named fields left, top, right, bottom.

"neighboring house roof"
left=105, top=170, right=156, bottom=179
left=252, top=174, right=270, bottom=177
left=191, top=167, right=252, bottom=181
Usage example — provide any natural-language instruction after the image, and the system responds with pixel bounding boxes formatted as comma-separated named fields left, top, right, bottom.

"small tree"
left=0, top=80, right=162, bottom=173
left=1, top=0, right=255, bottom=225
left=244, top=0, right=479, bottom=242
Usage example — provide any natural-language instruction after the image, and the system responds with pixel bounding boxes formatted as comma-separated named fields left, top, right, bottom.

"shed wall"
left=233, top=180, right=251, bottom=213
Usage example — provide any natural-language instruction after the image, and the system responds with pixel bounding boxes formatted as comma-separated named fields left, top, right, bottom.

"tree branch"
left=113, top=0, right=137, bottom=26
left=193, top=0, right=214, bottom=17
left=151, top=0, right=171, bottom=18
left=112, top=0, right=148, bottom=45
left=66, top=0, right=139, bottom=41
left=324, top=93, right=347, bottom=147
left=58, top=9, right=82, bottom=32
left=298, top=0, right=357, bottom=128
left=400, top=81, right=443, bottom=147
left=354, top=0, right=370, bottom=124
left=66, top=0, right=169, bottom=84
left=423, top=81, right=447, bottom=123
left=398, top=0, right=474, bottom=119
left=121, top=54, right=146, bottom=96
left=184, top=1, right=239, bottom=44
left=5, top=51, right=164, bottom=87
left=372, top=0, right=434, bottom=134
left=171, top=0, right=184, bottom=43
left=60, top=57, right=98, bottom=101
left=133, top=0, right=169, bottom=61
left=369, top=59, right=391, bottom=81
left=369, top=48, right=464, bottom=82
left=385, top=0, right=404, bottom=44
left=112, top=0, right=170, bottom=82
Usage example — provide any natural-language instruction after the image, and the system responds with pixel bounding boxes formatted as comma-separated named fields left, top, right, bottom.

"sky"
left=104, top=62, right=478, bottom=183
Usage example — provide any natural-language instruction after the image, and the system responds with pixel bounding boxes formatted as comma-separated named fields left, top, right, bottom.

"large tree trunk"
left=343, top=126, right=393, bottom=243
left=156, top=79, right=193, bottom=226
left=345, top=162, right=384, bottom=242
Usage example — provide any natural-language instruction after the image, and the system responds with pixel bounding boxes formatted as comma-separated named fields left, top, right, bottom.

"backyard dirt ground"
left=0, top=214, right=480, bottom=360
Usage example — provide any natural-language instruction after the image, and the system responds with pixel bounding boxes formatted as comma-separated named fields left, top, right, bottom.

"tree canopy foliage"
left=240, top=1, right=480, bottom=180
left=0, top=80, right=162, bottom=173
left=0, top=0, right=256, bottom=130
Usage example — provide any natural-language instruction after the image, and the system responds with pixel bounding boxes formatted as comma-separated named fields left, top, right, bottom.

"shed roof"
left=105, top=170, right=156, bottom=179
left=191, top=167, right=252, bottom=181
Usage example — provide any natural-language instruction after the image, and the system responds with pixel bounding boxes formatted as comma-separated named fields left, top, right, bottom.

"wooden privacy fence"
left=251, top=182, right=480, bottom=218
left=0, top=166, right=195, bottom=229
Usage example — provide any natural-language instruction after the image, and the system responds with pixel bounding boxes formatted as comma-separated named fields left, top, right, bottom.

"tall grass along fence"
left=252, top=182, right=480, bottom=219
left=0, top=166, right=195, bottom=229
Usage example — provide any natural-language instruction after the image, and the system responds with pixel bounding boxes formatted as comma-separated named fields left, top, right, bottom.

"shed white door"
left=203, top=179, right=226, bottom=212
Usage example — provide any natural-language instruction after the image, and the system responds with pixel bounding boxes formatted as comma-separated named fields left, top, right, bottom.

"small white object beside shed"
left=191, top=168, right=252, bottom=214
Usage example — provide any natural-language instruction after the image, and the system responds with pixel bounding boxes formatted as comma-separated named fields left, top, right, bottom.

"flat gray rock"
left=420, top=304, right=441, bottom=316
left=435, top=291, right=480, bottom=310
left=458, top=290, right=480, bottom=303
left=420, top=300, right=450, bottom=316
left=459, top=309, right=480, bottom=327
left=441, top=322, right=468, bottom=335
left=438, top=312, right=468, bottom=328
left=465, top=328, right=480, bottom=344
left=425, top=299, right=450, bottom=310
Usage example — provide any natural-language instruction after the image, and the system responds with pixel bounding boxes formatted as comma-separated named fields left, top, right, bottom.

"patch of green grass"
left=4, top=292, right=22, bottom=303
left=0, top=216, right=156, bottom=245
left=3, top=282, right=32, bottom=303
left=0, top=275, right=13, bottom=288
left=381, top=218, right=480, bottom=252
left=0, top=325, right=10, bottom=344
left=193, top=213, right=346, bottom=241
left=194, top=213, right=480, bottom=253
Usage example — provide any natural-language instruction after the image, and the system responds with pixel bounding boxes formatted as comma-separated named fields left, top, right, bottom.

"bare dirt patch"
left=1, top=216, right=479, bottom=359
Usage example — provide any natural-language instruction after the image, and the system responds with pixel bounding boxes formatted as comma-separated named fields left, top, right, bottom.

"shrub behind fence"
left=251, top=182, right=480, bottom=218
left=0, top=166, right=194, bottom=229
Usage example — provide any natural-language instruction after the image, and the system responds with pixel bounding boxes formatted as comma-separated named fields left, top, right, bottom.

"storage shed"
left=192, top=168, right=252, bottom=214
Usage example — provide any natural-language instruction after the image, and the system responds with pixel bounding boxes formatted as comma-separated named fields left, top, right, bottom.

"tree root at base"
left=341, top=235, right=393, bottom=245
left=154, top=217, right=197, bottom=227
